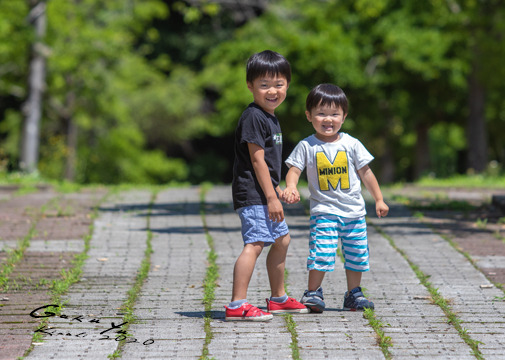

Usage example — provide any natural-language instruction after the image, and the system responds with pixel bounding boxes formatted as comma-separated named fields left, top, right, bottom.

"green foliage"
left=428, top=123, right=466, bottom=178
left=0, top=110, right=22, bottom=170
left=201, top=0, right=503, bottom=181
left=82, top=126, right=188, bottom=184
left=1, top=0, right=505, bottom=184
left=41, top=0, right=194, bottom=184
left=0, top=1, right=30, bottom=97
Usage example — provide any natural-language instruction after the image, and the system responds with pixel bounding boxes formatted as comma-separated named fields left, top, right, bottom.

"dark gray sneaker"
left=300, top=287, right=325, bottom=313
left=343, top=286, right=374, bottom=311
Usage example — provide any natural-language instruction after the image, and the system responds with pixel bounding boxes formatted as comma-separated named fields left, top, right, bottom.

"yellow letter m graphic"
left=316, top=151, right=350, bottom=191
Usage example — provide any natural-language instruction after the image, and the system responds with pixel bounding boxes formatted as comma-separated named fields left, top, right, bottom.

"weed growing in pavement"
left=493, top=230, right=505, bottom=243
left=282, top=268, right=301, bottom=360
left=21, top=191, right=109, bottom=358
left=14, top=185, right=39, bottom=196
left=334, top=232, right=393, bottom=359
left=0, top=227, right=36, bottom=291
left=413, top=211, right=424, bottom=219
left=363, top=308, right=393, bottom=359
left=199, top=183, right=219, bottom=360
left=374, top=226, right=485, bottom=360
left=109, top=191, right=156, bottom=359
left=475, top=218, right=488, bottom=229
left=284, top=312, right=301, bottom=360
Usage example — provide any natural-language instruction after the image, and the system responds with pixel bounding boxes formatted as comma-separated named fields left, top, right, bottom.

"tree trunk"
left=379, top=140, right=395, bottom=184
left=466, top=56, right=487, bottom=173
left=64, top=90, right=77, bottom=181
left=20, top=0, right=47, bottom=173
left=414, top=122, right=430, bottom=179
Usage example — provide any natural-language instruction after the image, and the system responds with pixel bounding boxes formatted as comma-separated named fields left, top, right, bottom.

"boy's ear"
left=305, top=110, right=311, bottom=122
left=343, top=113, right=347, bottom=122
left=247, top=81, right=253, bottom=92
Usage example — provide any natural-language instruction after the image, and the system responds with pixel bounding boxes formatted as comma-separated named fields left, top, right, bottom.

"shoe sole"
left=342, top=306, right=374, bottom=311
left=269, top=308, right=310, bottom=314
left=225, top=314, right=273, bottom=321
left=305, top=303, right=325, bottom=313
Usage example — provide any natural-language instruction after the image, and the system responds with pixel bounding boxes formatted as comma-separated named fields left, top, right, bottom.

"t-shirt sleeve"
left=354, top=139, right=374, bottom=170
left=285, top=141, right=307, bottom=171
left=240, top=111, right=267, bottom=148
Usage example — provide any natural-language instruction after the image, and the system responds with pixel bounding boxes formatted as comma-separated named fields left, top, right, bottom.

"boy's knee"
left=243, top=241, right=265, bottom=255
left=272, top=234, right=291, bottom=249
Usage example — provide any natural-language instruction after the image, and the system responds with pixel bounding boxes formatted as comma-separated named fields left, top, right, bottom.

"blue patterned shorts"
left=237, top=205, right=289, bottom=246
left=308, top=214, right=369, bottom=272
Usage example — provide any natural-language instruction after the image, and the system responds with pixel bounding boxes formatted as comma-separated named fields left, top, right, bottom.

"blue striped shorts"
left=308, top=214, right=369, bottom=272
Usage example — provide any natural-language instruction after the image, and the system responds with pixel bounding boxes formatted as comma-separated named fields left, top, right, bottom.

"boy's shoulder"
left=241, top=102, right=270, bottom=119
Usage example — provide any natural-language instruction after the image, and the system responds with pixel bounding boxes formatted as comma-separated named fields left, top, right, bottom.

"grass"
left=108, top=190, right=156, bottom=359
left=0, top=193, right=65, bottom=290
left=363, top=308, right=393, bottom=359
left=199, top=183, right=219, bottom=360
left=414, top=174, right=505, bottom=188
left=0, top=231, right=33, bottom=291
left=334, top=230, right=393, bottom=358
left=282, top=268, right=301, bottom=360
left=20, top=191, right=108, bottom=359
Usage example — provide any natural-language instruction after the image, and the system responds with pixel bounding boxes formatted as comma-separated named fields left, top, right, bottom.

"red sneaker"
left=224, top=302, right=273, bottom=321
left=266, top=297, right=310, bottom=314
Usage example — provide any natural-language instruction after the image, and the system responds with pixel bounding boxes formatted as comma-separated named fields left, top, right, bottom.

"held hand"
left=282, top=186, right=300, bottom=204
left=376, top=200, right=389, bottom=218
left=276, top=186, right=284, bottom=200
left=268, top=198, right=284, bottom=222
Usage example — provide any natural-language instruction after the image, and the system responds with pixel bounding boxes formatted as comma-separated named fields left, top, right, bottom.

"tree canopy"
left=1, top=0, right=504, bottom=184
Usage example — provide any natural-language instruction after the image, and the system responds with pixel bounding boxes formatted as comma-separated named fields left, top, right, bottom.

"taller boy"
left=225, top=50, right=308, bottom=321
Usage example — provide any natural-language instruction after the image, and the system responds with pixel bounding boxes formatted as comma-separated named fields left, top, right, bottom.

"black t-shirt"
left=232, top=103, right=283, bottom=210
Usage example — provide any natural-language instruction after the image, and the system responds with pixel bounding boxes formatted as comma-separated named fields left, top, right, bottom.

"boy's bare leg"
left=231, top=242, right=264, bottom=301
left=346, top=269, right=362, bottom=292
left=266, top=234, right=291, bottom=297
left=308, top=269, right=326, bottom=291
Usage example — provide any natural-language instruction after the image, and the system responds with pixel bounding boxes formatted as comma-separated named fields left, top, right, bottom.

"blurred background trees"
left=1, top=0, right=504, bottom=184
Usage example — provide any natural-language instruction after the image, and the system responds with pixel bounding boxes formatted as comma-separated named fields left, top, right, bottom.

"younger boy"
left=225, top=50, right=309, bottom=321
left=283, top=83, right=389, bottom=312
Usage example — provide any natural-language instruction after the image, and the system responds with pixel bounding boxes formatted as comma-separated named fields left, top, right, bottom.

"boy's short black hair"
left=306, top=83, right=348, bottom=115
left=246, top=50, right=291, bottom=84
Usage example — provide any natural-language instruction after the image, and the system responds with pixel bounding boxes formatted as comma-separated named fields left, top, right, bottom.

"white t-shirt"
left=285, top=133, right=374, bottom=217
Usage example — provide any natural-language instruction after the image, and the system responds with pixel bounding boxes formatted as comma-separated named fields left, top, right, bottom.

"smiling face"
left=306, top=102, right=347, bottom=142
left=247, top=74, right=289, bottom=115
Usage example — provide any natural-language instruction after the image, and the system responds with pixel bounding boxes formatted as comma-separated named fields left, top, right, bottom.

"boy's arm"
left=283, top=166, right=302, bottom=204
left=358, top=165, right=389, bottom=218
left=248, top=143, right=284, bottom=222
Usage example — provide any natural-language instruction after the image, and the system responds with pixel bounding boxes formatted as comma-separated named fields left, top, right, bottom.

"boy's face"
left=247, top=74, right=289, bottom=115
left=306, top=103, right=347, bottom=142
